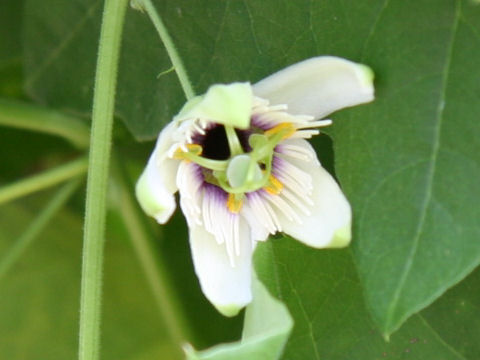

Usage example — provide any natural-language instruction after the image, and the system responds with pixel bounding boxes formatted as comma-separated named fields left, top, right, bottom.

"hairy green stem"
left=0, top=179, right=81, bottom=281
left=113, top=162, right=189, bottom=359
left=0, top=98, right=89, bottom=149
left=132, top=0, right=195, bottom=99
left=78, top=0, right=128, bottom=359
left=0, top=157, right=87, bottom=206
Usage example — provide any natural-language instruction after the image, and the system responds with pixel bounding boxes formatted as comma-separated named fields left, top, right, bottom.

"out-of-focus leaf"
left=255, top=237, right=480, bottom=360
left=185, top=275, right=292, bottom=360
left=0, top=127, right=75, bottom=181
left=22, top=0, right=101, bottom=112
left=0, top=0, right=24, bottom=97
left=0, top=0, right=23, bottom=67
left=0, top=196, right=178, bottom=359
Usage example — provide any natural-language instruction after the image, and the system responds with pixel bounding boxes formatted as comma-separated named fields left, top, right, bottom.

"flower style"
left=136, top=56, right=374, bottom=316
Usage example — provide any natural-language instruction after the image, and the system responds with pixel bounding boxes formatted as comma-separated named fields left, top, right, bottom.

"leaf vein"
left=417, top=314, right=467, bottom=360
left=198, top=0, right=229, bottom=85
left=360, top=0, right=391, bottom=60
left=460, top=12, right=480, bottom=44
left=25, top=0, right=102, bottom=88
left=308, top=0, right=319, bottom=51
left=242, top=0, right=261, bottom=55
left=284, top=271, right=320, bottom=360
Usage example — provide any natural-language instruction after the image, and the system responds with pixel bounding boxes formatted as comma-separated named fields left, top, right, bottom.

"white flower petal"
left=277, top=139, right=352, bottom=248
left=188, top=219, right=253, bottom=317
left=135, top=122, right=179, bottom=224
left=253, top=56, right=374, bottom=119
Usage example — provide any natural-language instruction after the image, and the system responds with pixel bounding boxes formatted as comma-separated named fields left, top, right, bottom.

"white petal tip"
left=135, top=171, right=175, bottom=224
left=215, top=302, right=248, bottom=317
left=328, top=223, right=352, bottom=248
left=354, top=63, right=375, bottom=100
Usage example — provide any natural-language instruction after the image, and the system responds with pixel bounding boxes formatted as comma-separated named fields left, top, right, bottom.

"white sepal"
left=135, top=122, right=180, bottom=224
left=135, top=154, right=177, bottom=224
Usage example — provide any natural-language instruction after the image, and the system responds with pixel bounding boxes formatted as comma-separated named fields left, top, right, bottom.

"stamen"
left=264, top=122, right=296, bottom=140
left=172, top=144, right=229, bottom=172
left=172, top=143, right=202, bottom=160
left=263, top=174, right=283, bottom=195
left=227, top=193, right=243, bottom=213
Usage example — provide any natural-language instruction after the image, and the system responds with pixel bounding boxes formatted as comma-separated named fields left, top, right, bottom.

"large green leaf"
left=22, top=0, right=480, bottom=337
left=332, top=0, right=480, bottom=335
left=255, top=237, right=480, bottom=360
left=0, top=196, right=178, bottom=359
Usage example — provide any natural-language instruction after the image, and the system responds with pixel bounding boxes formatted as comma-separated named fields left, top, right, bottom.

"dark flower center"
left=200, top=124, right=251, bottom=160
left=202, top=125, right=230, bottom=160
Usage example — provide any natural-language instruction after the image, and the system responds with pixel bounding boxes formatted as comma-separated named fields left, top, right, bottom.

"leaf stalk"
left=0, top=157, right=87, bottom=206
left=78, top=0, right=128, bottom=359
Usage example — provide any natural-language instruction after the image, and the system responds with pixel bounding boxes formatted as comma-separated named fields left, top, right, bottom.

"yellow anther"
left=227, top=193, right=243, bottom=213
left=263, top=174, right=283, bottom=195
left=264, top=122, right=296, bottom=140
left=172, top=144, right=202, bottom=160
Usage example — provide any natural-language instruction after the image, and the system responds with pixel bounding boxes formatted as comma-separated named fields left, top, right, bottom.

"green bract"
left=175, top=83, right=253, bottom=129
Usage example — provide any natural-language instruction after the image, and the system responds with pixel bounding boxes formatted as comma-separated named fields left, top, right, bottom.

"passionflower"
left=136, top=56, right=374, bottom=316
